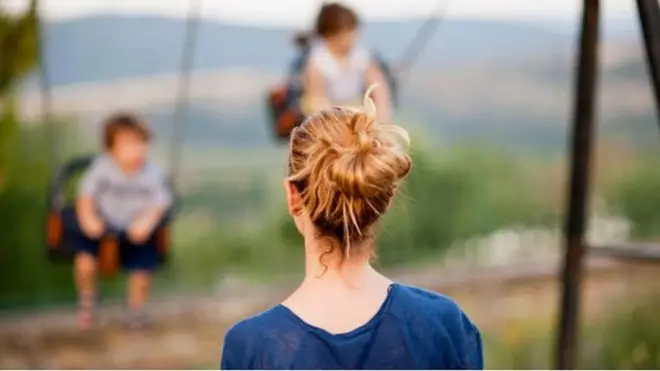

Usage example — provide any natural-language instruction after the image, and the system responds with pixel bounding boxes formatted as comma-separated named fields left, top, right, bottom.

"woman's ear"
left=284, top=180, right=303, bottom=216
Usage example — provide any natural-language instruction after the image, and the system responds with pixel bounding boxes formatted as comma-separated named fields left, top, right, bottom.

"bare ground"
left=1, top=256, right=659, bottom=369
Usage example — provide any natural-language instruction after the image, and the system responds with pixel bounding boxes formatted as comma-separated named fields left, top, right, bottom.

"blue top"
left=220, top=283, right=483, bottom=369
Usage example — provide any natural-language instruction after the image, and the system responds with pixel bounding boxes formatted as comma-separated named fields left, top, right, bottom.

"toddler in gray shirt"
left=72, top=113, right=171, bottom=330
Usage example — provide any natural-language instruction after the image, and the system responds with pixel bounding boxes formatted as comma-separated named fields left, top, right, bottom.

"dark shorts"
left=62, top=209, right=160, bottom=272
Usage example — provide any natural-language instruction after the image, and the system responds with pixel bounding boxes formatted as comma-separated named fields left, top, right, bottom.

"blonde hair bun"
left=288, top=86, right=412, bottom=256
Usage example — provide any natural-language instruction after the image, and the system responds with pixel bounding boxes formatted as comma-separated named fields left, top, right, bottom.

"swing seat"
left=47, top=206, right=173, bottom=277
left=266, top=49, right=399, bottom=142
left=45, top=155, right=176, bottom=276
left=267, top=84, right=306, bottom=140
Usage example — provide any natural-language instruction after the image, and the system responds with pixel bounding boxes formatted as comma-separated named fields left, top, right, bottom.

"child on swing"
left=302, top=2, right=393, bottom=121
left=73, top=113, right=172, bottom=330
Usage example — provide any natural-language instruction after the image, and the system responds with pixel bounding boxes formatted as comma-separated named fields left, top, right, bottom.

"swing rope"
left=395, top=0, right=448, bottom=88
left=168, top=0, right=203, bottom=188
left=35, top=0, right=57, bottom=180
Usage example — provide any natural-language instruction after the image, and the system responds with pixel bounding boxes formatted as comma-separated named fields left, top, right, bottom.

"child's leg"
left=65, top=208, right=101, bottom=330
left=74, top=252, right=97, bottom=328
left=121, top=234, right=159, bottom=328
left=127, top=270, right=151, bottom=312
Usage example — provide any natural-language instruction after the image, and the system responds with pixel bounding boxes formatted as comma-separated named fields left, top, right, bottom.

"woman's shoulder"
left=220, top=307, right=280, bottom=369
left=391, top=283, right=478, bottom=335
left=391, top=284, right=483, bottom=368
left=223, top=306, right=289, bottom=344
left=393, top=283, right=464, bottom=313
left=221, top=305, right=299, bottom=368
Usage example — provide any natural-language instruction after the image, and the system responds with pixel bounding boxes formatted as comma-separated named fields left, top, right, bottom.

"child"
left=73, top=113, right=172, bottom=330
left=303, top=2, right=393, bottom=121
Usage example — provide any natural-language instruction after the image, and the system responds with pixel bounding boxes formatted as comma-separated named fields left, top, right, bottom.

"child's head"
left=314, top=2, right=360, bottom=54
left=286, top=89, right=411, bottom=263
left=102, top=113, right=151, bottom=171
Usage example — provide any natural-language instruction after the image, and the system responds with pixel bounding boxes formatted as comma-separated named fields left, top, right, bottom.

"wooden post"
left=555, top=0, right=600, bottom=368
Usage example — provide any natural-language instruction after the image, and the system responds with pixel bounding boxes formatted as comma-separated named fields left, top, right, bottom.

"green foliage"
left=166, top=137, right=558, bottom=287
left=0, top=3, right=70, bottom=308
left=0, top=0, right=39, bottom=95
left=582, top=294, right=660, bottom=369
left=377, top=141, right=556, bottom=266
left=0, top=112, right=73, bottom=308
left=606, top=159, right=660, bottom=239
left=484, top=293, right=660, bottom=369
left=0, top=95, right=18, bottom=185
left=482, top=322, right=554, bottom=369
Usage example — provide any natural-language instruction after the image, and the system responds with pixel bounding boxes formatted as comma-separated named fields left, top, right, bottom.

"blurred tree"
left=0, top=0, right=39, bottom=192
left=0, top=1, right=84, bottom=309
left=0, top=0, right=39, bottom=94
left=607, top=158, right=660, bottom=239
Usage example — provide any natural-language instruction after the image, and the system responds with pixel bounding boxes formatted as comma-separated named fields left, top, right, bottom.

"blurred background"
left=2, top=0, right=660, bottom=368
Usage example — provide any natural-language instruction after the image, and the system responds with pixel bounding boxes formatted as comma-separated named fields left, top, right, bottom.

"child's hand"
left=127, top=207, right=164, bottom=245
left=127, top=220, right=153, bottom=245
left=81, top=216, right=105, bottom=239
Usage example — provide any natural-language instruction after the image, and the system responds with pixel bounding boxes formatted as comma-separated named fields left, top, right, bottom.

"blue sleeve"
left=220, top=341, right=241, bottom=370
left=220, top=323, right=253, bottom=370
left=458, top=313, right=484, bottom=370
left=433, top=300, right=484, bottom=370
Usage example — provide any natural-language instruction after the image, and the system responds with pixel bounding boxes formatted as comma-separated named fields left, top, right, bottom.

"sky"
left=3, top=0, right=637, bottom=27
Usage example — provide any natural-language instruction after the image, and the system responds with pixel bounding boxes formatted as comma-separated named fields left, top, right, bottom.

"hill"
left=19, top=15, right=655, bottom=155
left=41, top=15, right=573, bottom=86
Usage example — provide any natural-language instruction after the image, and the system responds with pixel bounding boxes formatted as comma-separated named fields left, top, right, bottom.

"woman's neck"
left=302, top=239, right=378, bottom=286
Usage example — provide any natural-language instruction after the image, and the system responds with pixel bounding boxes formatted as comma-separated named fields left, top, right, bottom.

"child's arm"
left=127, top=207, right=166, bottom=244
left=303, top=60, right=330, bottom=115
left=77, top=159, right=106, bottom=239
left=365, top=61, right=393, bottom=122
left=127, top=170, right=173, bottom=244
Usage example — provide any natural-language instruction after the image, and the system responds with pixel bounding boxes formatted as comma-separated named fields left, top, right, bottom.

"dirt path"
left=1, top=256, right=658, bottom=368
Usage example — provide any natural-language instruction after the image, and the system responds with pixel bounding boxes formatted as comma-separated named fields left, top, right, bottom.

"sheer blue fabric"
left=221, top=283, right=483, bottom=369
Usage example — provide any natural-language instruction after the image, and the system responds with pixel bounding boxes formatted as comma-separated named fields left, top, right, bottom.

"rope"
left=34, top=0, right=58, bottom=178
left=395, top=0, right=448, bottom=87
left=168, top=0, right=203, bottom=187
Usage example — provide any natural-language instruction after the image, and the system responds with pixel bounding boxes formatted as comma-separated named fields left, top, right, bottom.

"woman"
left=302, top=2, right=393, bottom=121
left=220, top=90, right=483, bottom=369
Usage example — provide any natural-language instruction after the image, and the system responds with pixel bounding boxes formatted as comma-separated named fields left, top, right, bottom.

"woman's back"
left=221, top=283, right=482, bottom=369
